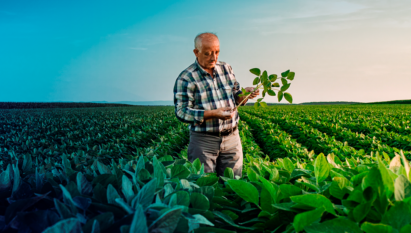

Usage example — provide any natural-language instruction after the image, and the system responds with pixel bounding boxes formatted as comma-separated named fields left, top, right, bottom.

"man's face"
left=194, top=37, right=220, bottom=70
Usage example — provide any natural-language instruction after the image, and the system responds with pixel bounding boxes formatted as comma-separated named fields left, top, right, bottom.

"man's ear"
left=193, top=48, right=199, bottom=57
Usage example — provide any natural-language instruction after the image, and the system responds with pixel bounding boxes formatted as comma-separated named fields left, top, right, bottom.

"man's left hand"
left=245, top=87, right=260, bottom=99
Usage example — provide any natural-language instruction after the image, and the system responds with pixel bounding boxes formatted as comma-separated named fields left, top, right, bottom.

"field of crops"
left=1, top=104, right=411, bottom=233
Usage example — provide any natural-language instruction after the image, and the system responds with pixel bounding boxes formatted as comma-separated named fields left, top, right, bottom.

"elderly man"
left=173, top=32, right=259, bottom=177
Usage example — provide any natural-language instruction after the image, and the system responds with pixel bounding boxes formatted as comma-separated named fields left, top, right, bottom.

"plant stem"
left=234, top=83, right=263, bottom=111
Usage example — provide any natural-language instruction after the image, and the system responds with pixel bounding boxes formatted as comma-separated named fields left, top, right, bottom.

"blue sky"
left=1, top=0, right=410, bottom=103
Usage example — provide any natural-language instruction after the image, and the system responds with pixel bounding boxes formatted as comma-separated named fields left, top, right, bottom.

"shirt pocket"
left=222, top=84, right=235, bottom=107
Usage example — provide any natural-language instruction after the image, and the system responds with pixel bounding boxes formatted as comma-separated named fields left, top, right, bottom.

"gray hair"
left=194, top=32, right=219, bottom=50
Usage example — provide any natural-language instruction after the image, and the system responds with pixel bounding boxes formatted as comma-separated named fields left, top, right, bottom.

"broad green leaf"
left=305, top=217, right=362, bottom=233
left=269, top=74, right=277, bottom=81
left=97, top=161, right=112, bottom=175
left=381, top=201, right=411, bottom=230
left=227, top=179, right=259, bottom=206
left=278, top=91, right=284, bottom=102
left=267, top=90, right=276, bottom=96
left=283, top=157, right=295, bottom=173
left=253, top=77, right=260, bottom=85
left=281, top=70, right=290, bottom=77
left=254, top=102, right=259, bottom=109
left=213, top=211, right=254, bottom=230
left=361, top=222, right=393, bottom=233
left=170, top=191, right=190, bottom=207
left=260, top=102, right=268, bottom=108
left=291, top=194, right=336, bottom=216
left=190, top=192, right=210, bottom=210
left=281, top=78, right=288, bottom=85
left=193, top=158, right=201, bottom=173
left=287, top=71, right=295, bottom=80
left=247, top=167, right=259, bottom=182
left=148, top=208, right=182, bottom=233
left=43, top=218, right=82, bottom=233
left=107, top=184, right=121, bottom=205
left=281, top=83, right=291, bottom=92
left=284, top=93, right=293, bottom=104
left=250, top=68, right=261, bottom=76
left=171, top=165, right=191, bottom=179
left=59, top=184, right=77, bottom=215
left=261, top=70, right=268, bottom=81
left=131, top=178, right=157, bottom=210
left=314, top=154, right=330, bottom=184
left=196, top=176, right=218, bottom=187
left=353, top=202, right=372, bottom=222
left=395, top=175, right=411, bottom=201
left=76, top=172, right=93, bottom=196
left=260, top=186, right=275, bottom=213
left=221, top=210, right=238, bottom=221
left=377, top=155, right=395, bottom=198
left=279, top=184, right=302, bottom=201
left=259, top=176, right=278, bottom=204
left=294, top=207, right=325, bottom=232
left=224, top=167, right=234, bottom=179
left=400, top=225, right=411, bottom=233
left=122, top=175, right=135, bottom=204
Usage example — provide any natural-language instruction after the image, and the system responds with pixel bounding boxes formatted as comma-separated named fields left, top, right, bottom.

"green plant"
left=237, top=68, right=296, bottom=109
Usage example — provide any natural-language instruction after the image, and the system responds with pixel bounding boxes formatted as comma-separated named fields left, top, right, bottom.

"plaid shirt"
left=174, top=59, right=242, bottom=132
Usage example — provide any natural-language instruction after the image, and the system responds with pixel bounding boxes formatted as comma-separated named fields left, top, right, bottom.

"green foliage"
left=243, top=68, right=295, bottom=105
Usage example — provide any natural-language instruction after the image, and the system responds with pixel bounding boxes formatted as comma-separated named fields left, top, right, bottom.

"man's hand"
left=245, top=87, right=260, bottom=99
left=204, top=107, right=235, bottom=121
left=215, top=107, right=235, bottom=120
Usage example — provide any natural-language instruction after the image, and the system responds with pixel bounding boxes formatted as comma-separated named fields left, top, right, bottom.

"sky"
left=1, top=0, right=410, bottom=103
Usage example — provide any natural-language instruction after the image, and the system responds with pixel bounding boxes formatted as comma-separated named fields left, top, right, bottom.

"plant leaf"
left=287, top=71, right=295, bottom=80
left=250, top=68, right=261, bottom=76
left=284, top=93, right=293, bottom=104
left=294, top=207, right=325, bottom=232
left=253, top=77, right=260, bottom=85
left=260, top=102, right=268, bottom=108
left=227, top=180, right=259, bottom=206
left=267, top=90, right=276, bottom=96
left=130, top=204, right=148, bottom=233
left=281, top=70, right=290, bottom=77
left=269, top=74, right=277, bottom=81
left=278, top=91, right=283, bottom=102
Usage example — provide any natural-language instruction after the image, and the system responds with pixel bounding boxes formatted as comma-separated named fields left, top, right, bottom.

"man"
left=173, top=32, right=259, bottom=177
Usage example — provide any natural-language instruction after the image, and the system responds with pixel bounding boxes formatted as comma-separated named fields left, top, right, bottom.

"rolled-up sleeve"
left=173, top=76, right=205, bottom=126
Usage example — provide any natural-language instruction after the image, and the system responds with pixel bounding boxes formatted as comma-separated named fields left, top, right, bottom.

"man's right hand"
left=214, top=107, right=236, bottom=120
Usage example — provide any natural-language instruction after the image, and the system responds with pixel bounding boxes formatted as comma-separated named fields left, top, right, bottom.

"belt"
left=200, top=126, right=238, bottom=137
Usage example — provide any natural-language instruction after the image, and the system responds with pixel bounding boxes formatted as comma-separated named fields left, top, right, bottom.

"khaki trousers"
left=187, top=128, right=243, bottom=177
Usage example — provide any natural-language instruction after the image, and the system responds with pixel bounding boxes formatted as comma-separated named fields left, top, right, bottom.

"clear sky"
left=1, top=0, right=410, bottom=103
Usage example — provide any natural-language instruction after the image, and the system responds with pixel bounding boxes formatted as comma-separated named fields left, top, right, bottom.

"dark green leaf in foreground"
left=253, top=77, right=260, bottom=85
left=196, top=176, right=218, bottom=187
left=190, top=192, right=210, bottom=210
left=361, top=222, right=393, bottom=233
left=148, top=208, right=182, bottom=233
left=293, top=206, right=325, bottom=232
left=305, top=217, right=362, bottom=233
left=224, top=167, right=234, bottom=179
left=381, top=201, right=411, bottom=230
left=227, top=179, right=259, bottom=206
left=281, top=69, right=290, bottom=77
left=131, top=178, right=157, bottom=210
left=43, top=218, right=82, bottom=233
left=261, top=70, right=268, bottom=82
left=76, top=172, right=93, bottom=196
left=172, top=165, right=191, bottom=179
left=291, top=194, right=336, bottom=216
left=213, top=211, right=254, bottom=230
left=314, top=154, right=330, bottom=184
left=130, top=204, right=148, bottom=233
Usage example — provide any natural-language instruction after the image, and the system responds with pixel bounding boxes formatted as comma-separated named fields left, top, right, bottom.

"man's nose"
left=211, top=53, right=217, bottom=61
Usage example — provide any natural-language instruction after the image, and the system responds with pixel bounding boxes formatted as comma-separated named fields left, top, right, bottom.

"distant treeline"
left=364, top=100, right=411, bottom=105
left=0, top=102, right=134, bottom=109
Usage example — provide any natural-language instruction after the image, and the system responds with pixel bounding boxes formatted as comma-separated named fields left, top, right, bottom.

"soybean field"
left=1, top=104, right=411, bottom=233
